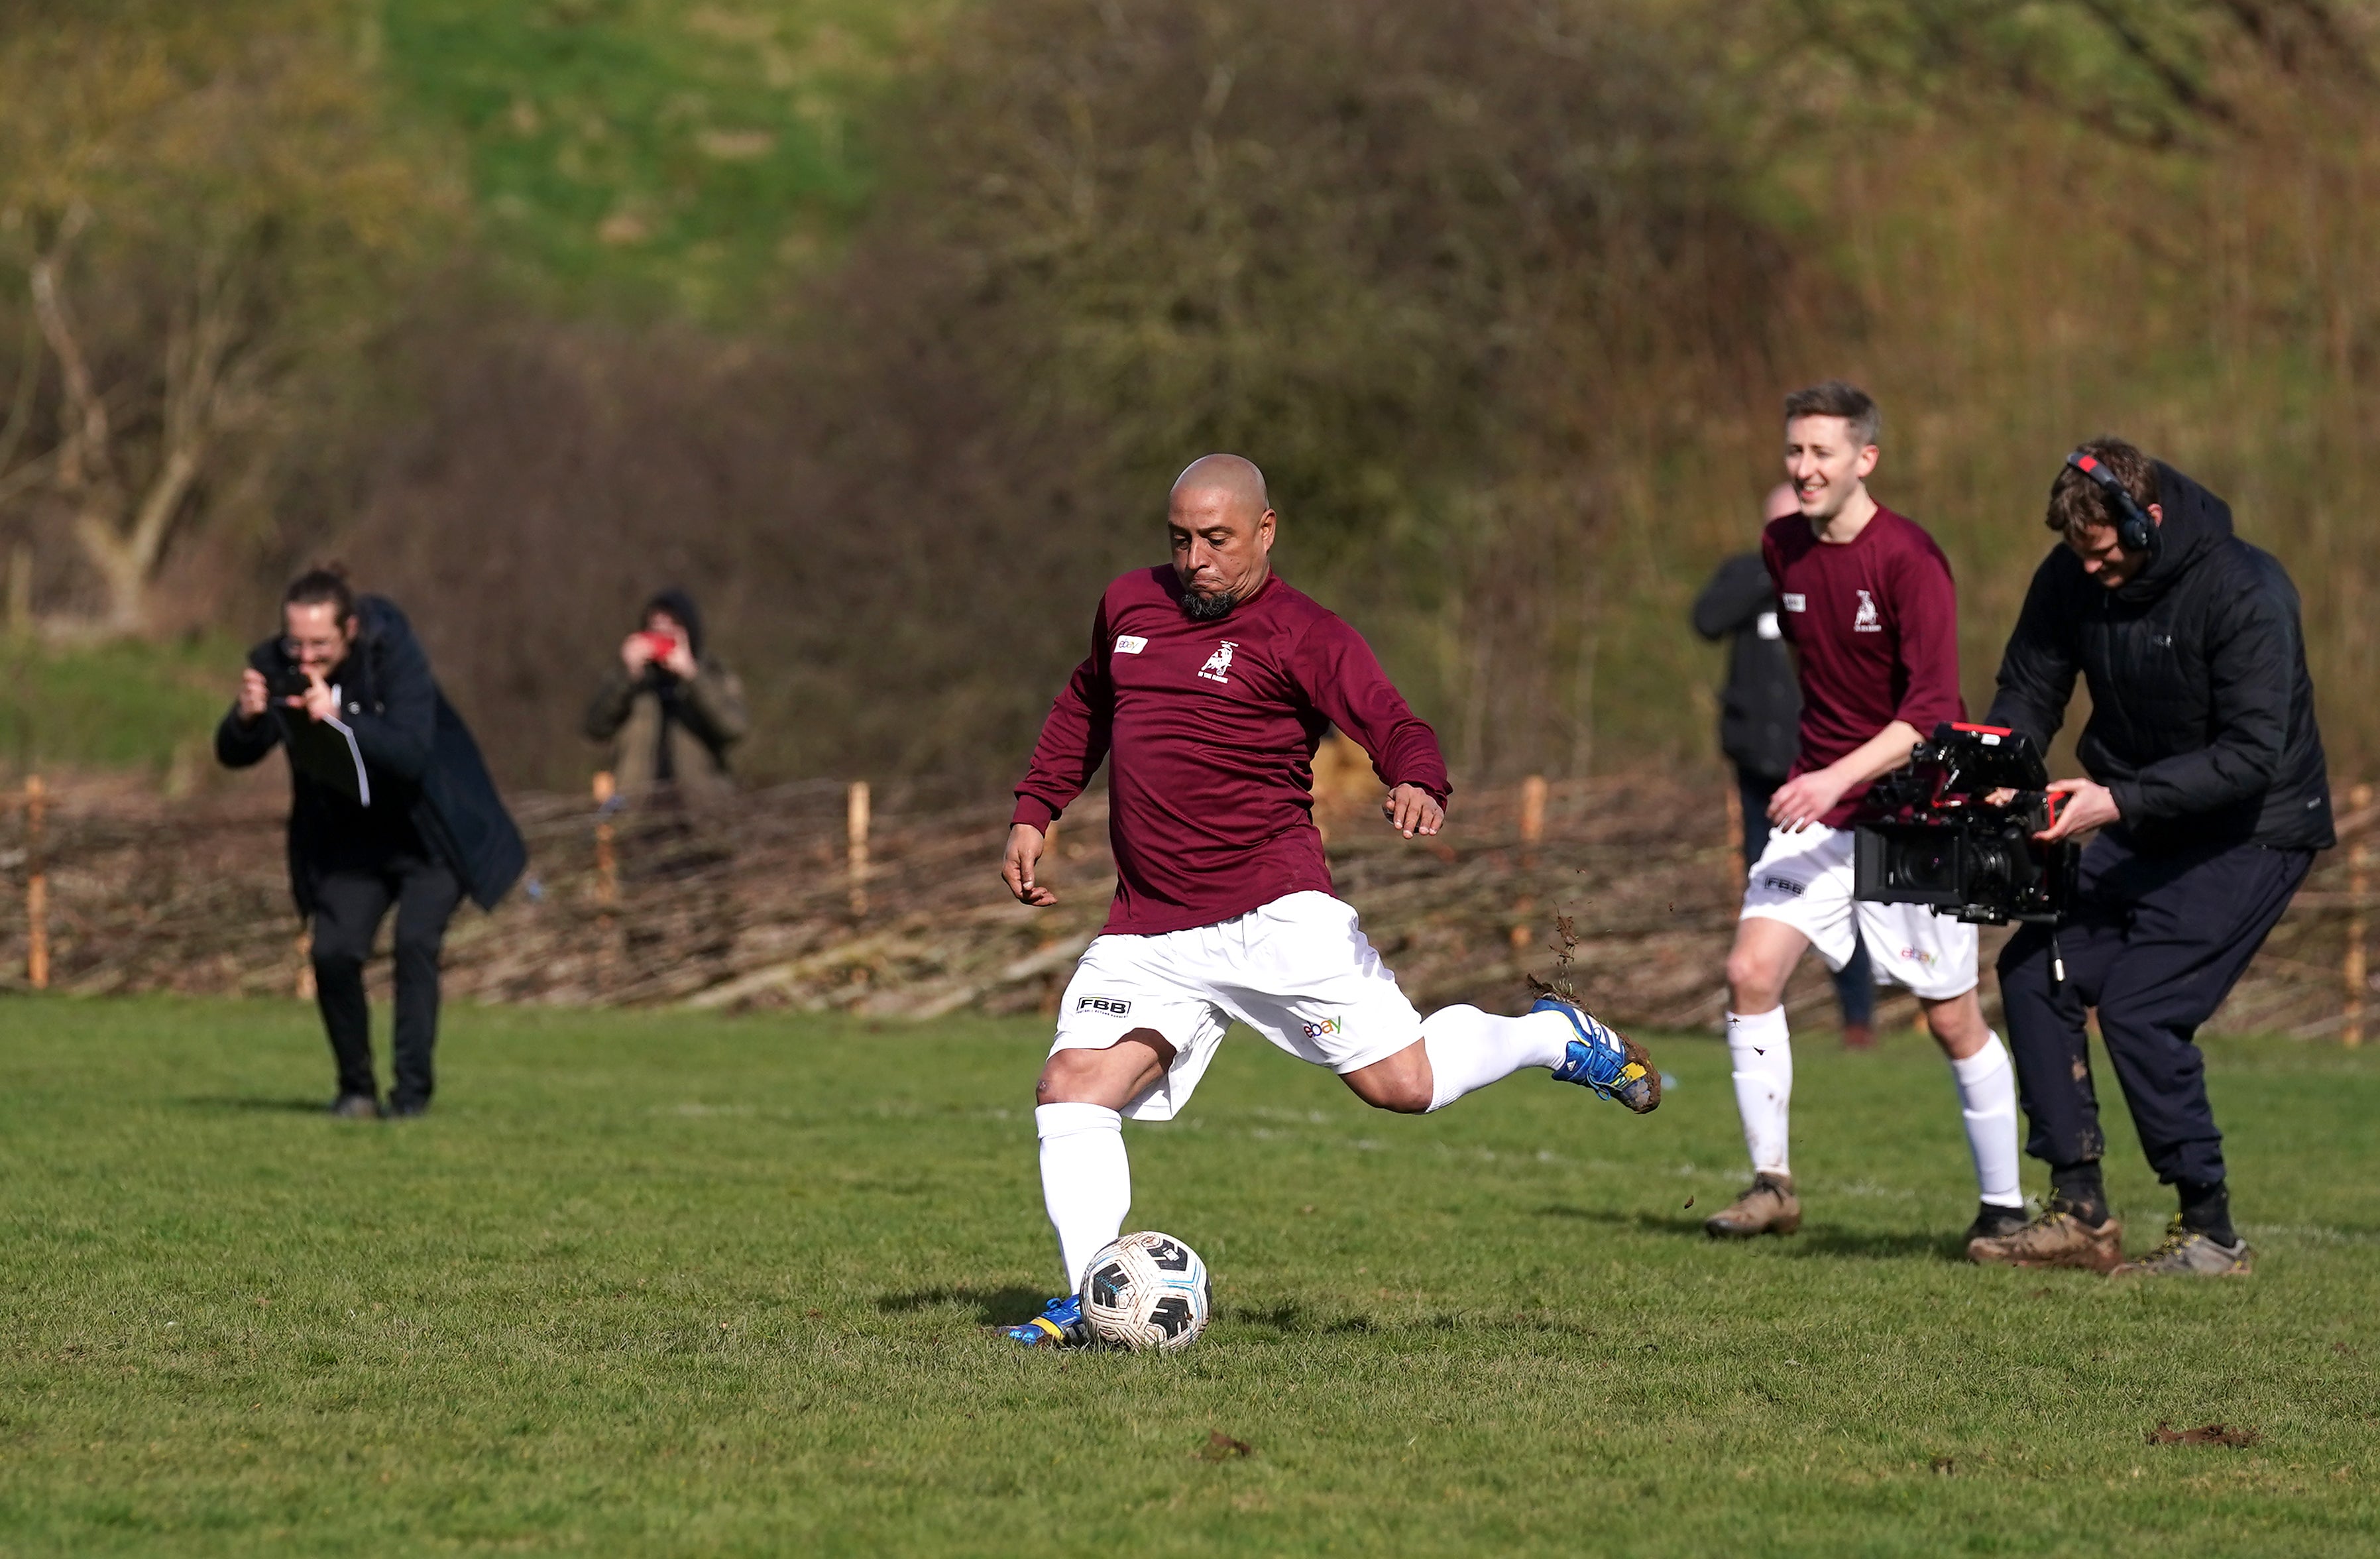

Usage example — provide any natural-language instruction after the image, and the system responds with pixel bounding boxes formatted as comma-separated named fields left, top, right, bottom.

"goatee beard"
left=1182, top=588, right=1235, bottom=622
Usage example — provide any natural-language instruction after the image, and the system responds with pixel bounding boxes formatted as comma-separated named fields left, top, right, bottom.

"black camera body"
left=267, top=664, right=316, bottom=702
left=1852, top=722, right=2079, bottom=926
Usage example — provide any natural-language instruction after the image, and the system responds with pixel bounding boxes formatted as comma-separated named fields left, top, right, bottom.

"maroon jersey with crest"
left=1762, top=504, right=1964, bottom=827
left=1013, top=567, right=1449, bottom=935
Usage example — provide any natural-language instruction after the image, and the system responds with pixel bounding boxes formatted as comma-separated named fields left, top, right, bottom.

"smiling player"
left=999, top=453, right=1658, bottom=1346
left=1703, top=382, right=2027, bottom=1247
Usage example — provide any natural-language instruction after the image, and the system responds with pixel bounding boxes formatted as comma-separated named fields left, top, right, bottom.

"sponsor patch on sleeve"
left=1076, top=995, right=1132, bottom=1017
left=1113, top=635, right=1148, bottom=655
left=1780, top=593, right=1806, bottom=612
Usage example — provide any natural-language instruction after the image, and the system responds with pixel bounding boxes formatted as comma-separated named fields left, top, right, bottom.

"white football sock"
left=1420, top=1004, right=1574, bottom=1112
left=1949, top=1033, right=2023, bottom=1208
left=1035, top=1102, right=1131, bottom=1293
left=1726, top=1008, right=1793, bottom=1177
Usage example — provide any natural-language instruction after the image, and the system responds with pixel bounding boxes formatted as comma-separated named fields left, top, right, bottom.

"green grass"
left=0, top=637, right=239, bottom=780
left=378, top=0, right=954, bottom=319
left=3, top=998, right=2376, bottom=1555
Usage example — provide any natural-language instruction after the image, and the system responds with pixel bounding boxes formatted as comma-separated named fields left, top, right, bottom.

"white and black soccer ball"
left=1078, top=1231, right=1212, bottom=1352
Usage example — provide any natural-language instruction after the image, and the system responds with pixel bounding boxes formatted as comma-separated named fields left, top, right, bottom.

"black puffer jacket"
left=1986, top=462, right=2333, bottom=855
left=1691, top=552, right=1800, bottom=779
left=216, top=595, right=528, bottom=913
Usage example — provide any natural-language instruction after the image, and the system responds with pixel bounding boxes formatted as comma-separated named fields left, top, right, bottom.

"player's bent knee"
left=1342, top=1073, right=1431, bottom=1114
left=1035, top=1029, right=1174, bottom=1106
left=1337, top=1047, right=1433, bottom=1114
left=1725, top=952, right=1787, bottom=1011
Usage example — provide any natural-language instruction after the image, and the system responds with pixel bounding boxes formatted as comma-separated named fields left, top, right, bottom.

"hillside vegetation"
left=0, top=1, right=2374, bottom=791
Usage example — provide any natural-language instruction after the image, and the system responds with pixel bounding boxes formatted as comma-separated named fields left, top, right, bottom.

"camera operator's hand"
left=1768, top=768, right=1850, bottom=833
left=2037, top=778, right=2120, bottom=842
left=1381, top=782, right=1444, bottom=840
left=620, top=632, right=657, bottom=675
left=1003, top=822, right=1058, bottom=907
left=298, top=669, right=339, bottom=724
left=237, top=667, right=270, bottom=724
left=658, top=633, right=697, bottom=680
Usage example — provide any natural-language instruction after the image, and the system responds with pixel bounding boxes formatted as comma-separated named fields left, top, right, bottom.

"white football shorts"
left=1050, top=890, right=1423, bottom=1121
left=1740, top=823, right=1978, bottom=1000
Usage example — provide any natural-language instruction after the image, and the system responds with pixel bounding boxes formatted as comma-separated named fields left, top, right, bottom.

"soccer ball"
left=1078, top=1231, right=1212, bottom=1352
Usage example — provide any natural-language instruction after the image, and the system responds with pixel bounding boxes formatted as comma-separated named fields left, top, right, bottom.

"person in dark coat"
left=1693, top=483, right=1878, bottom=1048
left=1968, top=439, right=2332, bottom=1277
left=583, top=587, right=748, bottom=805
left=216, top=569, right=526, bottom=1118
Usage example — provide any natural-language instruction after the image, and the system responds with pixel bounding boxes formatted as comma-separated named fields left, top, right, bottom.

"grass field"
left=3, top=997, right=2376, bottom=1556
left=0, top=638, right=241, bottom=782
left=380, top=0, right=954, bottom=318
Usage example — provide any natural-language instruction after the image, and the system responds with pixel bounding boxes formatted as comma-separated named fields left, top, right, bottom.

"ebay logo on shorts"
left=1302, top=1017, right=1343, bottom=1039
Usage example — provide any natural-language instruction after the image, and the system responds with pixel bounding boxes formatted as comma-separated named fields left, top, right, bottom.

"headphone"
left=2063, top=451, right=2157, bottom=555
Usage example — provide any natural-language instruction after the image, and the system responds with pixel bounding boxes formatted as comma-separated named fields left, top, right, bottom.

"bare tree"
left=9, top=208, right=267, bottom=632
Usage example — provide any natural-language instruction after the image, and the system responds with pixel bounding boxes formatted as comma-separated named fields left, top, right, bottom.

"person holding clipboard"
left=216, top=567, right=524, bottom=1119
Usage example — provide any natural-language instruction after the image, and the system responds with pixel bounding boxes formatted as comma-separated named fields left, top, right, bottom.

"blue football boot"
left=1537, top=995, right=1661, bottom=1114
left=1004, top=1293, right=1090, bottom=1348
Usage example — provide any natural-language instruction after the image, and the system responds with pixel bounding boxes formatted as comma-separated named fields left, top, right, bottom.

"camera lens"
left=1901, top=844, right=1956, bottom=892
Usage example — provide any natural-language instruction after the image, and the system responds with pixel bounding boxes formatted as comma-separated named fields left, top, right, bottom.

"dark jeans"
left=310, top=854, right=464, bottom=1108
left=1997, top=833, right=2312, bottom=1187
left=1737, top=769, right=1875, bottom=1027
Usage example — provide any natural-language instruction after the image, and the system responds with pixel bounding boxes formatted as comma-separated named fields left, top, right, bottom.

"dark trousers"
left=310, top=855, right=465, bottom=1108
left=1737, top=769, right=1875, bottom=1027
left=1997, top=833, right=2312, bottom=1187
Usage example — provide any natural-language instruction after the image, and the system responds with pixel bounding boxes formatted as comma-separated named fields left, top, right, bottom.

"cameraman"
left=1970, top=439, right=2332, bottom=1277
left=583, top=588, right=747, bottom=805
left=217, top=569, right=525, bottom=1119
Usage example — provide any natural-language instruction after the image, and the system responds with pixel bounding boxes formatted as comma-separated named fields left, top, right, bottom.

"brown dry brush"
left=3, top=775, right=2371, bottom=1038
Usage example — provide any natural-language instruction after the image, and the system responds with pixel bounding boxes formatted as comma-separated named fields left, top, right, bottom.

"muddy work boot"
left=2115, top=1216, right=2253, bottom=1278
left=1966, top=1202, right=2123, bottom=1273
left=1704, top=1172, right=1801, bottom=1238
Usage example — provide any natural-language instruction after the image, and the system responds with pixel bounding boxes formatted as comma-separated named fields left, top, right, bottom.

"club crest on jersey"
left=1853, top=589, right=1882, bottom=632
left=1197, top=640, right=1238, bottom=684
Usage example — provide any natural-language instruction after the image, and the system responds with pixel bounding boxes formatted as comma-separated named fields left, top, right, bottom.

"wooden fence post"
left=25, top=774, right=47, bottom=990
left=592, top=772, right=617, bottom=923
left=2348, top=781, right=2372, bottom=1049
left=848, top=780, right=871, bottom=919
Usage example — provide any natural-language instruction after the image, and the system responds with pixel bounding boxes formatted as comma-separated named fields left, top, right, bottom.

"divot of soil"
left=2147, top=1422, right=2259, bottom=1448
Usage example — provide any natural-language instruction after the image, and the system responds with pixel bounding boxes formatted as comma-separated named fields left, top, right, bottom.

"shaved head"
left=1763, top=482, right=1799, bottom=523
left=1167, top=453, right=1276, bottom=620
left=1172, top=453, right=1271, bottom=520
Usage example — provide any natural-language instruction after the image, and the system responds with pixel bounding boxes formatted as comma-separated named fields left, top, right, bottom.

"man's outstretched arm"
left=1005, top=623, right=1115, bottom=906
left=1293, top=618, right=1449, bottom=840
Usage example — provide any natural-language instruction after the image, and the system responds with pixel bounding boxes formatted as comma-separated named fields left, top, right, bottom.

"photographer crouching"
left=1968, top=440, right=2332, bottom=1276
left=217, top=569, right=526, bottom=1119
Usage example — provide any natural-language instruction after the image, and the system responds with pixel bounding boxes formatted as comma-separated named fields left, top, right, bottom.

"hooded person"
left=584, top=587, right=750, bottom=804
left=1968, top=438, right=2332, bottom=1278
left=217, top=569, right=526, bottom=1118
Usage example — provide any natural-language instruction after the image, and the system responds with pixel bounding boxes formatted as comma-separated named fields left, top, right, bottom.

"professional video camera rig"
left=1852, top=722, right=2080, bottom=926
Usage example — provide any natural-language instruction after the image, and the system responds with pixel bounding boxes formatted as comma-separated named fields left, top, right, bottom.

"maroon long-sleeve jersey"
left=1762, top=503, right=1965, bottom=827
left=1011, top=567, right=1450, bottom=935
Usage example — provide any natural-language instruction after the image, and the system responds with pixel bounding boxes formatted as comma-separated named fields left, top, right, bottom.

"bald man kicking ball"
left=999, top=454, right=1660, bottom=1346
